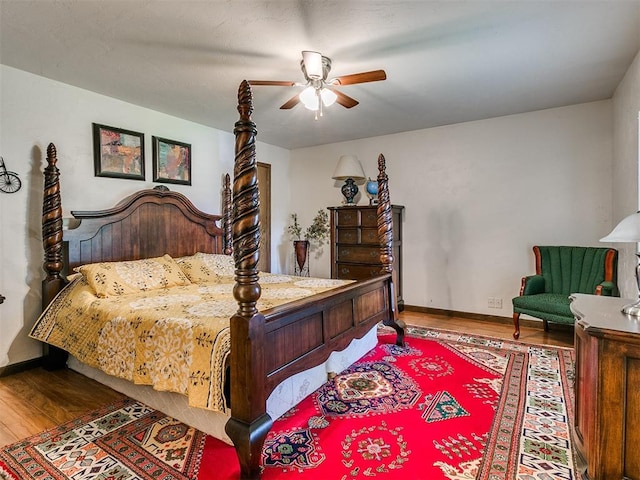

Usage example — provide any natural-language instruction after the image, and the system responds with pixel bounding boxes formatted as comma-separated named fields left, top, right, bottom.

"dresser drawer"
left=336, top=209, right=359, bottom=227
left=337, top=228, right=358, bottom=244
left=337, top=245, right=380, bottom=263
left=335, top=263, right=383, bottom=280
left=360, top=209, right=377, bottom=227
left=361, top=228, right=378, bottom=244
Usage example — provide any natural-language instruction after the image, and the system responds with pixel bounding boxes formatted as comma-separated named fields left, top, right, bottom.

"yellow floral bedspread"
left=29, top=273, right=353, bottom=413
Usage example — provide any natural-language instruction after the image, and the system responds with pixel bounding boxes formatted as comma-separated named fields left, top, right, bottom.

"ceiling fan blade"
left=331, top=89, right=359, bottom=109
left=248, top=80, right=297, bottom=86
left=332, top=70, right=387, bottom=86
left=280, top=94, right=301, bottom=109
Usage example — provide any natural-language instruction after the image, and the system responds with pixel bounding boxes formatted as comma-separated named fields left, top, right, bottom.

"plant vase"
left=293, top=240, right=310, bottom=276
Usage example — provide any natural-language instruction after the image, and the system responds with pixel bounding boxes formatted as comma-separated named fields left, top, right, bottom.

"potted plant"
left=288, top=210, right=329, bottom=274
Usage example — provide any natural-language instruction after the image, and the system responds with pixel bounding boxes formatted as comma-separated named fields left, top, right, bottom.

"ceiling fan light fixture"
left=300, top=86, right=319, bottom=110
left=302, top=51, right=323, bottom=79
left=320, top=88, right=337, bottom=107
left=252, top=50, right=385, bottom=114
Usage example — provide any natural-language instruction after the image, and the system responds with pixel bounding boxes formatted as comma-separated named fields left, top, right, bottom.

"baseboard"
left=0, top=357, right=43, bottom=377
left=403, top=305, right=574, bottom=332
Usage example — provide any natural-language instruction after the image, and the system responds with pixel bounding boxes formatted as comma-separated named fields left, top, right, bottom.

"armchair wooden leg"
left=543, top=319, right=549, bottom=332
left=512, top=313, right=521, bottom=340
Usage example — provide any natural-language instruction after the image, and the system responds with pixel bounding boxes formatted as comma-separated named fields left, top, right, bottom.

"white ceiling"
left=1, top=1, right=639, bottom=150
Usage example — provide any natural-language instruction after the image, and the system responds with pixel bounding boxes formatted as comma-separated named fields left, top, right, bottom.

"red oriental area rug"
left=0, top=326, right=576, bottom=479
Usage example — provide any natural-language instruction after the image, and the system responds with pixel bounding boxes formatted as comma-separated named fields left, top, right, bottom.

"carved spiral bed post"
left=377, top=154, right=406, bottom=347
left=225, top=80, right=272, bottom=479
left=41, top=143, right=69, bottom=369
left=223, top=173, right=233, bottom=255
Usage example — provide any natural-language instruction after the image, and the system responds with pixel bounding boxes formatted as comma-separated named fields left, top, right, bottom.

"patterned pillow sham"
left=176, top=252, right=235, bottom=283
left=76, top=254, right=191, bottom=297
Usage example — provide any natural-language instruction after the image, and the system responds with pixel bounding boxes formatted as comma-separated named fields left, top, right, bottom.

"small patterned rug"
left=0, top=326, right=576, bottom=479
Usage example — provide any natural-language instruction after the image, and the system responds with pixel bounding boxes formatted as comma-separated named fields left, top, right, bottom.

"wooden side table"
left=570, top=293, right=640, bottom=480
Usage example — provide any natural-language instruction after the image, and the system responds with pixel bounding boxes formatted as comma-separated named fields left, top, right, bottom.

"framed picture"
left=92, top=123, right=145, bottom=180
left=152, top=136, right=191, bottom=185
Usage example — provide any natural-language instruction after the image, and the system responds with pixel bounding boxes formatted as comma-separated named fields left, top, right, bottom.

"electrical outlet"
left=495, top=298, right=503, bottom=309
left=488, top=297, right=495, bottom=308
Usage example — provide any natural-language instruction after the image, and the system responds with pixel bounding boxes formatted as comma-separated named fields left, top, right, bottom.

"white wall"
left=0, top=65, right=291, bottom=368
left=290, top=101, right=613, bottom=316
left=610, top=49, right=640, bottom=299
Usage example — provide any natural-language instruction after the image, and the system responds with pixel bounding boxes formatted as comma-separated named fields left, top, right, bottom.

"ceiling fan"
left=248, top=51, right=386, bottom=117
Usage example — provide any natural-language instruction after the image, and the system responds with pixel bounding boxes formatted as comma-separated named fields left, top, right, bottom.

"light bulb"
left=320, top=88, right=337, bottom=107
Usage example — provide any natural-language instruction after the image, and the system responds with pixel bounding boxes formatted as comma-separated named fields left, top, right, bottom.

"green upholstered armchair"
left=512, top=246, right=618, bottom=339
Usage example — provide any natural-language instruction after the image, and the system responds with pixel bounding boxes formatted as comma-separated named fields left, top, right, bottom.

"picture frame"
left=92, top=123, right=145, bottom=180
left=152, top=136, right=192, bottom=186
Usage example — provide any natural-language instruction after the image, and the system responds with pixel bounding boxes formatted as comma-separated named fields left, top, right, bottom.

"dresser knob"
left=341, top=250, right=350, bottom=256
left=341, top=267, right=350, bottom=274
left=370, top=251, right=377, bottom=258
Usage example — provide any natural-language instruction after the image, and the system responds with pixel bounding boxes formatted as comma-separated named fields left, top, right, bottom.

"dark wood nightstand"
left=570, top=293, right=640, bottom=480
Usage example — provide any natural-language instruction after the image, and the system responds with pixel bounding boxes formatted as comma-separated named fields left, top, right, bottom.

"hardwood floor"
left=402, top=309, right=574, bottom=348
left=0, top=311, right=573, bottom=448
left=0, top=367, right=126, bottom=447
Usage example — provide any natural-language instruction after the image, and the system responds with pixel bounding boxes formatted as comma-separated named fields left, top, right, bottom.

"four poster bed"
left=32, top=80, right=404, bottom=479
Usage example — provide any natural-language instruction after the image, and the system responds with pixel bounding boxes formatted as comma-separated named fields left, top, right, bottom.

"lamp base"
left=626, top=254, right=640, bottom=317
left=622, top=299, right=640, bottom=317
left=341, top=178, right=359, bottom=204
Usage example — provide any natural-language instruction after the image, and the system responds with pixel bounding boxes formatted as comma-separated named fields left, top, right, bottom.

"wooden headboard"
left=41, top=143, right=232, bottom=290
left=63, top=186, right=228, bottom=271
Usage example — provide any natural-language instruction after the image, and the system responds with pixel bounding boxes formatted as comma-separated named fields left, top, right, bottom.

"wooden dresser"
left=570, top=293, right=640, bottom=480
left=328, top=205, right=404, bottom=310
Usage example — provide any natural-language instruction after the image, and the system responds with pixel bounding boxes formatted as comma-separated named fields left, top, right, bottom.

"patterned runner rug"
left=0, top=326, right=576, bottom=479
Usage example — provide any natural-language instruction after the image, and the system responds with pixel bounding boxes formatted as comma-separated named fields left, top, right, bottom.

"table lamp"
left=600, top=211, right=640, bottom=316
left=332, top=155, right=366, bottom=205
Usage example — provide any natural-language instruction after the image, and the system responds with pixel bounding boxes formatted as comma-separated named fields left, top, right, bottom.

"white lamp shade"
left=302, top=51, right=323, bottom=79
left=600, top=211, right=640, bottom=242
left=299, top=86, right=319, bottom=110
left=300, top=86, right=337, bottom=111
left=320, top=88, right=337, bottom=107
left=332, top=155, right=366, bottom=182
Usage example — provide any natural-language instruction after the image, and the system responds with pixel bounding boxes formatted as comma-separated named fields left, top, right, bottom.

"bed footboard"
left=224, top=80, right=272, bottom=478
left=376, top=152, right=406, bottom=346
left=226, top=81, right=404, bottom=479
